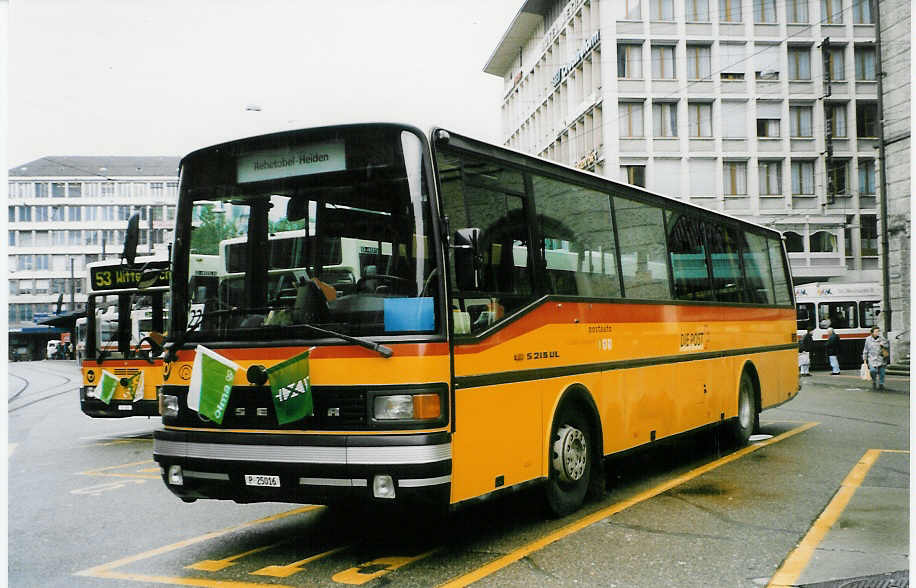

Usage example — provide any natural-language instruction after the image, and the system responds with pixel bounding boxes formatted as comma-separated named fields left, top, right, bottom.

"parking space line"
left=766, top=449, right=909, bottom=588
left=438, top=422, right=818, bottom=588
left=250, top=545, right=350, bottom=578
left=186, top=542, right=286, bottom=572
left=75, top=505, right=322, bottom=583
left=78, top=459, right=160, bottom=480
left=332, top=548, right=442, bottom=585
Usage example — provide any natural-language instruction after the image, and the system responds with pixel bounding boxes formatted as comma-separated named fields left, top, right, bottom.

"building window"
left=35, top=231, right=49, bottom=247
left=35, top=254, right=49, bottom=270
left=118, top=206, right=132, bottom=221
left=686, top=0, right=710, bottom=21
left=84, top=206, right=98, bottom=221
left=617, top=44, right=643, bottom=79
left=101, top=182, right=115, bottom=196
left=720, top=0, right=742, bottom=22
left=688, top=102, right=713, bottom=137
left=84, top=230, right=99, bottom=246
left=829, top=48, right=846, bottom=80
left=651, top=45, right=676, bottom=79
left=754, top=44, right=780, bottom=80
left=18, top=206, right=32, bottom=222
left=822, top=0, right=844, bottom=23
left=8, top=231, right=15, bottom=247
left=151, top=205, right=164, bottom=221
left=858, top=160, right=876, bottom=194
left=792, top=160, right=815, bottom=194
left=619, top=102, right=645, bottom=137
left=787, top=0, right=809, bottom=22
left=621, top=165, right=646, bottom=187
left=828, top=160, right=848, bottom=194
left=856, top=103, right=878, bottom=137
left=52, top=182, right=66, bottom=198
left=788, top=47, right=812, bottom=79
left=50, top=206, right=65, bottom=221
left=19, top=231, right=33, bottom=247
left=829, top=103, right=848, bottom=137
left=68, top=230, right=81, bottom=245
left=860, top=215, right=878, bottom=256
left=722, top=101, right=747, bottom=138
left=8, top=206, right=15, bottom=222
left=68, top=206, right=82, bottom=222
left=650, top=0, right=674, bottom=21
left=34, top=182, right=48, bottom=197
left=852, top=0, right=873, bottom=23
left=855, top=47, right=876, bottom=80
left=810, top=231, right=838, bottom=252
left=754, top=0, right=777, bottom=23
left=620, top=0, right=642, bottom=19
left=719, top=43, right=745, bottom=79
left=686, top=45, right=711, bottom=79
left=653, top=102, right=678, bottom=137
left=756, top=102, right=782, bottom=137
left=757, top=118, right=780, bottom=137
left=51, top=231, right=66, bottom=246
left=790, top=105, right=813, bottom=137
left=759, top=161, right=783, bottom=194
left=67, top=182, right=82, bottom=198
left=723, top=161, right=748, bottom=195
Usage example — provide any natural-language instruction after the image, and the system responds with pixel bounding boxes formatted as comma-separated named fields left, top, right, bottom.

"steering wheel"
left=358, top=273, right=414, bottom=294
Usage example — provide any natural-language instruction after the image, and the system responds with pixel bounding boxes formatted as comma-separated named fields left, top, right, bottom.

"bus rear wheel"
left=729, top=370, right=758, bottom=447
left=545, top=405, right=593, bottom=517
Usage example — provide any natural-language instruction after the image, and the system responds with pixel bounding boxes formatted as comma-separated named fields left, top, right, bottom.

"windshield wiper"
left=299, top=323, right=393, bottom=358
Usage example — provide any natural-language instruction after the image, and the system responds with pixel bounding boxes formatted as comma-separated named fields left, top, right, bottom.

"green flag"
left=266, top=348, right=315, bottom=425
left=98, top=370, right=119, bottom=405
left=187, top=345, right=240, bottom=424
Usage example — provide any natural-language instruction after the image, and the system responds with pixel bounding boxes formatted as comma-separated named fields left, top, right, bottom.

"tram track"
left=8, top=362, right=79, bottom=413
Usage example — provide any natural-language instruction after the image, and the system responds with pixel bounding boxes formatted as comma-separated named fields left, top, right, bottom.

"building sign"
left=575, top=149, right=599, bottom=170
left=90, top=260, right=170, bottom=291
left=552, top=31, right=600, bottom=87
left=543, top=0, right=588, bottom=51
left=237, top=141, right=346, bottom=184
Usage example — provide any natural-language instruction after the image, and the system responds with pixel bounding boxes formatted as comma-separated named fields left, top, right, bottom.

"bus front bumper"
left=80, top=388, right=159, bottom=418
left=152, top=429, right=452, bottom=506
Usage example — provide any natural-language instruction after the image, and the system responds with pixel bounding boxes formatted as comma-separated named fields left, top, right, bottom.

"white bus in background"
left=795, top=282, right=882, bottom=369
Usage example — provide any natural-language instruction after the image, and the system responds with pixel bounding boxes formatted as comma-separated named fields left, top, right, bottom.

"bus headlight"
left=160, top=394, right=180, bottom=418
left=84, top=386, right=96, bottom=399
left=373, top=393, right=441, bottom=421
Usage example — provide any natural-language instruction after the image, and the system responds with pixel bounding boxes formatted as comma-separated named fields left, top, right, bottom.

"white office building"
left=8, top=156, right=180, bottom=330
left=484, top=0, right=885, bottom=283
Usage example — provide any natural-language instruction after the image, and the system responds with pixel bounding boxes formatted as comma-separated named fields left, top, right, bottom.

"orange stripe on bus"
left=170, top=342, right=449, bottom=362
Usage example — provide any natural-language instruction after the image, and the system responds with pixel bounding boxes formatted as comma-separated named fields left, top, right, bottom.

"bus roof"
left=794, top=282, right=881, bottom=298
left=178, top=121, right=786, bottom=241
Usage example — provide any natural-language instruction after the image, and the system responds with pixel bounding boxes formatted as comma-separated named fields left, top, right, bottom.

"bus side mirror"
left=123, top=213, right=141, bottom=265
left=453, top=228, right=482, bottom=291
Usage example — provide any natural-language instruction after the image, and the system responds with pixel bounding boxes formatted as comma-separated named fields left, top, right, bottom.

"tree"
left=189, top=205, right=239, bottom=255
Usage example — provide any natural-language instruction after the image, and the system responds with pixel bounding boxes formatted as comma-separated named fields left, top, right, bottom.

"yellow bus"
left=154, top=123, right=798, bottom=515
left=80, top=255, right=170, bottom=417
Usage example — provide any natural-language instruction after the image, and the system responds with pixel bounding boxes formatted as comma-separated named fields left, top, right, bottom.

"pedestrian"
left=825, top=328, right=841, bottom=375
left=799, top=327, right=813, bottom=377
left=862, top=327, right=889, bottom=390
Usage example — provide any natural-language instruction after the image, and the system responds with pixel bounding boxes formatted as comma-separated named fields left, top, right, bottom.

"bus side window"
left=667, top=213, right=712, bottom=301
left=613, top=196, right=670, bottom=300
left=437, top=149, right=535, bottom=334
left=531, top=174, right=620, bottom=298
left=860, top=301, right=880, bottom=328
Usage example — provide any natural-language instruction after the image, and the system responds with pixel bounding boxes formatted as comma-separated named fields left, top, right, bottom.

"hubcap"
left=553, top=425, right=587, bottom=483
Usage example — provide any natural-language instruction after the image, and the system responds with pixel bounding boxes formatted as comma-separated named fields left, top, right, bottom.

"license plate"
left=117, top=405, right=132, bottom=411
left=244, top=474, right=280, bottom=487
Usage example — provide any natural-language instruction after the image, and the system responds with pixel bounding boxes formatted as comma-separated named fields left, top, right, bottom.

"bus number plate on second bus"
left=245, top=475, right=280, bottom=487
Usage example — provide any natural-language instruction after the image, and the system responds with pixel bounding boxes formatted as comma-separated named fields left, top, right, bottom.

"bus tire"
left=729, top=370, right=757, bottom=447
left=545, top=404, right=593, bottom=517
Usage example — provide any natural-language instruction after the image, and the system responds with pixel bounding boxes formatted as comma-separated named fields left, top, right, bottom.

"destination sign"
left=237, top=140, right=346, bottom=183
left=90, top=260, right=171, bottom=292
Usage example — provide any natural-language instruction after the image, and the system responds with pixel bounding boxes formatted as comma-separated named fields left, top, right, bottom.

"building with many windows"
left=484, top=0, right=886, bottom=283
left=8, top=156, right=180, bottom=335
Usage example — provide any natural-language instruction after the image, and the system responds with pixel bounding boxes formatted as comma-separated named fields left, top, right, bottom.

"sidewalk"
left=801, top=368, right=910, bottom=394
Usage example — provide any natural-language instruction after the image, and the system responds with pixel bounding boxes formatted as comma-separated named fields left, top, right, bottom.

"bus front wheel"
left=729, top=370, right=758, bottom=447
left=545, top=404, right=593, bottom=517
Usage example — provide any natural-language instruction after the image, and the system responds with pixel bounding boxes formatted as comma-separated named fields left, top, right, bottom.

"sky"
left=7, top=0, right=523, bottom=167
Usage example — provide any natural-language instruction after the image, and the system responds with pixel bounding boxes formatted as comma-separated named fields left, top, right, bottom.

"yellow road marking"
left=75, top=505, right=322, bottom=581
left=767, top=449, right=909, bottom=588
left=86, top=570, right=295, bottom=588
left=333, top=548, right=442, bottom=585
left=250, top=545, right=350, bottom=578
left=78, top=459, right=159, bottom=480
left=186, top=542, right=285, bottom=572
left=439, top=422, right=818, bottom=588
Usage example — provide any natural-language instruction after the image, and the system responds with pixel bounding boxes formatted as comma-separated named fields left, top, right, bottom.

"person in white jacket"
left=862, top=327, right=889, bottom=391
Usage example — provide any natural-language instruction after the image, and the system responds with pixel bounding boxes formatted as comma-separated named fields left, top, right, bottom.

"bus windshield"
left=175, top=125, right=440, bottom=341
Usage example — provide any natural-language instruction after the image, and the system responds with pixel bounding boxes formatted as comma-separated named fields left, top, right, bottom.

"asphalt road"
left=8, top=360, right=910, bottom=587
